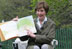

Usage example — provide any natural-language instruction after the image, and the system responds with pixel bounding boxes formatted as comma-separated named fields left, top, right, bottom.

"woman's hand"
left=12, top=16, right=18, bottom=21
left=27, top=29, right=36, bottom=38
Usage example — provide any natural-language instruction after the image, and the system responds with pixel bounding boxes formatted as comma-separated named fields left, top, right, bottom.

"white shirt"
left=37, top=16, right=47, bottom=29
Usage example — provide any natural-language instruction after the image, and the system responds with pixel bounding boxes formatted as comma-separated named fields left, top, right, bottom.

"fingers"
left=26, top=29, right=36, bottom=38
left=16, top=16, right=18, bottom=19
left=27, top=31, right=30, bottom=36
left=27, top=29, right=31, bottom=35
left=26, top=29, right=33, bottom=36
left=12, top=16, right=18, bottom=21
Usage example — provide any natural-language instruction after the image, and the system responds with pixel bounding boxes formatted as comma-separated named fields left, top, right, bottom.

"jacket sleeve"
left=35, top=23, right=56, bottom=44
left=19, top=35, right=29, bottom=41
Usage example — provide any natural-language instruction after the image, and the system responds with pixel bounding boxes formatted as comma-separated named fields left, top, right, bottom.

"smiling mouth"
left=39, top=15, right=43, bottom=17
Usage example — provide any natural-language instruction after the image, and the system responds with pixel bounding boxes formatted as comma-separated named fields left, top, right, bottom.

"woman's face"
left=36, top=8, right=46, bottom=21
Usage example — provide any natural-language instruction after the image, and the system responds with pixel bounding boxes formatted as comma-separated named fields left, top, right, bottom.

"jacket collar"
left=36, top=16, right=47, bottom=28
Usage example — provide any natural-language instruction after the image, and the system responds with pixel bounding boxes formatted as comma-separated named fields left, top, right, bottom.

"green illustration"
left=17, top=17, right=34, bottom=30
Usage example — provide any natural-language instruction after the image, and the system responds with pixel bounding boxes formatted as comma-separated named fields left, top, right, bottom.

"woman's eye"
left=41, top=10, right=44, bottom=12
left=37, top=10, right=39, bottom=12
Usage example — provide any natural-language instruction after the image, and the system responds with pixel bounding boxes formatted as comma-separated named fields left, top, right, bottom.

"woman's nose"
left=38, top=11, right=41, bottom=14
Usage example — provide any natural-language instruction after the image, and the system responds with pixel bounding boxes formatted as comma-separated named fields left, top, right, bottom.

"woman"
left=26, top=1, right=56, bottom=49
left=13, top=1, right=56, bottom=49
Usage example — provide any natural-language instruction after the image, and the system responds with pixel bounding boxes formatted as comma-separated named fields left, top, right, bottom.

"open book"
left=0, top=15, right=36, bottom=41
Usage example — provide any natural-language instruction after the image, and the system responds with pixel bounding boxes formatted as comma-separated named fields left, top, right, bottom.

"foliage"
left=31, top=0, right=72, bottom=28
left=0, top=0, right=72, bottom=28
left=0, top=0, right=32, bottom=22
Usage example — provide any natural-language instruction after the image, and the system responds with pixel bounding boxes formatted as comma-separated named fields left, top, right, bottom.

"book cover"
left=0, top=15, right=36, bottom=41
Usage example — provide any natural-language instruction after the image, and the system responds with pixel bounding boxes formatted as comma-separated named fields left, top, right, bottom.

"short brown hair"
left=35, top=1, right=49, bottom=14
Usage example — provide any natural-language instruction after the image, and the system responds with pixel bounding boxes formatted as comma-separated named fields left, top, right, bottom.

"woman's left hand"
left=27, top=29, right=36, bottom=38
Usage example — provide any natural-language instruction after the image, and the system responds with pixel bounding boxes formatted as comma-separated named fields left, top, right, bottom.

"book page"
left=0, top=21, right=18, bottom=40
left=17, top=15, right=36, bottom=36
left=0, top=15, right=36, bottom=41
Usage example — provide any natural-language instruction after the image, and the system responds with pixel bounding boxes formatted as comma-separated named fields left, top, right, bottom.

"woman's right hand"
left=12, top=16, right=18, bottom=21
